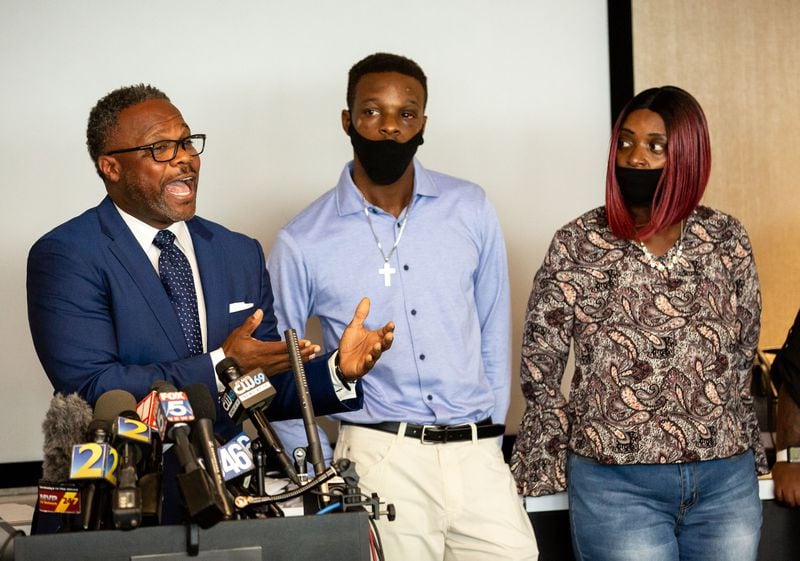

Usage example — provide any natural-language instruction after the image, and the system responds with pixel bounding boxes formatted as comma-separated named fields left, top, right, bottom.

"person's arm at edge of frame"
left=774, top=386, right=800, bottom=507
left=508, top=229, right=574, bottom=497
left=772, top=308, right=800, bottom=508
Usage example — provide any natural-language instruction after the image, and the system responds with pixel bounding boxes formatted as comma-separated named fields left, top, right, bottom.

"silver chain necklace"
left=360, top=192, right=411, bottom=287
left=638, top=220, right=685, bottom=273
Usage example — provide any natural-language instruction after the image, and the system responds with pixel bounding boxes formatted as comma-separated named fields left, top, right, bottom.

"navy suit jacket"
left=27, top=196, right=361, bottom=433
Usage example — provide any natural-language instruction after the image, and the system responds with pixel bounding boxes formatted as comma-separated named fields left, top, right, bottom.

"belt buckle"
left=419, top=424, right=439, bottom=444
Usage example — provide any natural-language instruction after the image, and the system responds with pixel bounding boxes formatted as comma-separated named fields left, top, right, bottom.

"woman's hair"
left=605, top=86, right=711, bottom=240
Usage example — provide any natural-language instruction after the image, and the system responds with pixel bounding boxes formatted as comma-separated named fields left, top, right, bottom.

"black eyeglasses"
left=105, top=134, right=206, bottom=162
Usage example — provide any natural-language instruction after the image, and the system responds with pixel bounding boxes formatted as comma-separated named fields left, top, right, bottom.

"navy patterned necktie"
left=153, top=230, right=203, bottom=355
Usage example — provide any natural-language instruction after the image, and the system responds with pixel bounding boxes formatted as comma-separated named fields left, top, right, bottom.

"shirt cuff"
left=210, top=347, right=227, bottom=393
left=329, top=351, right=357, bottom=401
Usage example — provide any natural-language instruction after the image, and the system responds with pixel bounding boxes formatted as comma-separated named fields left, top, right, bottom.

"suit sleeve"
left=27, top=232, right=360, bottom=422
left=27, top=236, right=217, bottom=403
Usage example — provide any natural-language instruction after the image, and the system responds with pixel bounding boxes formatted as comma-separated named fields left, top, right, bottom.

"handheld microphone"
left=135, top=381, right=170, bottom=526
left=217, top=432, right=255, bottom=483
left=137, top=386, right=167, bottom=442
left=183, top=383, right=235, bottom=520
left=154, top=382, right=224, bottom=528
left=217, top=360, right=275, bottom=424
left=69, top=413, right=117, bottom=531
left=215, top=357, right=301, bottom=485
left=38, top=393, right=92, bottom=525
left=95, top=390, right=151, bottom=530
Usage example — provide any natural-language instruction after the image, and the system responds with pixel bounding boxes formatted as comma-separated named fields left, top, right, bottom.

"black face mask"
left=348, top=124, right=424, bottom=185
left=615, top=167, right=663, bottom=207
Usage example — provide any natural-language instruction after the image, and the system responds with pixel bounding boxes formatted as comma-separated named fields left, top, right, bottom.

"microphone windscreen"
left=94, top=389, right=138, bottom=422
left=151, top=380, right=178, bottom=393
left=41, top=393, right=93, bottom=481
left=215, top=357, right=241, bottom=381
left=183, top=384, right=216, bottom=422
left=86, top=418, right=112, bottom=438
left=150, top=379, right=168, bottom=391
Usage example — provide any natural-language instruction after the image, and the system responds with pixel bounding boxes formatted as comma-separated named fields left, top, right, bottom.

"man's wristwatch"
left=776, top=447, right=800, bottom=463
left=334, top=351, right=352, bottom=391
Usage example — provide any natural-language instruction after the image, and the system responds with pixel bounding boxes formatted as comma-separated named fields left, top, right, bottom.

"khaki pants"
left=335, top=423, right=539, bottom=561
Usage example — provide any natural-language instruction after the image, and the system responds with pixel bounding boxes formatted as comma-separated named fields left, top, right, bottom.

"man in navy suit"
left=27, top=84, right=394, bottom=430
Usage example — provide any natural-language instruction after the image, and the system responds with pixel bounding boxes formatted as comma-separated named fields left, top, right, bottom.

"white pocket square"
left=229, top=301, right=254, bottom=313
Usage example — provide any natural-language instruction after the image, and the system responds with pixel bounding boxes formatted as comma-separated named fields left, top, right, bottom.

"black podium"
left=11, top=512, right=371, bottom=561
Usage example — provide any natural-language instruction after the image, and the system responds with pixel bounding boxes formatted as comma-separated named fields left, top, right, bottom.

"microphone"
left=154, top=382, right=225, bottom=528
left=217, top=360, right=276, bottom=422
left=215, top=357, right=301, bottom=485
left=217, top=432, right=255, bottom=483
left=137, top=385, right=167, bottom=441
left=95, top=390, right=151, bottom=530
left=136, top=381, right=169, bottom=526
left=183, top=383, right=235, bottom=520
left=38, top=393, right=92, bottom=526
left=285, top=328, right=328, bottom=510
left=42, top=394, right=94, bottom=483
left=69, top=392, right=122, bottom=531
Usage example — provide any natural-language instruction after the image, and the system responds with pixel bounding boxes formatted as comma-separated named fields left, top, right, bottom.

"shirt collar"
left=335, top=158, right=440, bottom=217
left=114, top=203, right=193, bottom=254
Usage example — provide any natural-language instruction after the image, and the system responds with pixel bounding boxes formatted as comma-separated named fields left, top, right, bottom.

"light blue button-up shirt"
left=267, top=159, right=511, bottom=456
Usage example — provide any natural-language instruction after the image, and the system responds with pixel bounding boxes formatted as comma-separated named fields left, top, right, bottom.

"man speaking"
left=27, top=84, right=394, bottom=434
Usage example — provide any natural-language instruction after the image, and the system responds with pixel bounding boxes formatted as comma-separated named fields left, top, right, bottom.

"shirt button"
left=411, top=309, right=417, bottom=316
left=426, top=394, right=433, bottom=401
left=419, top=354, right=425, bottom=360
left=403, top=265, right=409, bottom=271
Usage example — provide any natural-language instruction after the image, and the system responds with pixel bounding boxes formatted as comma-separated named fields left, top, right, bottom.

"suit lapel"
left=97, top=196, right=189, bottom=357
left=189, top=218, right=227, bottom=350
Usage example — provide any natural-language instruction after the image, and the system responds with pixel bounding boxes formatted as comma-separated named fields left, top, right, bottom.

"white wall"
left=0, top=0, right=609, bottom=463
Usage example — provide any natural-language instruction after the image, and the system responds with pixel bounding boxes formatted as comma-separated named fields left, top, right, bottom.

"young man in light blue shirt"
left=267, top=53, right=538, bottom=561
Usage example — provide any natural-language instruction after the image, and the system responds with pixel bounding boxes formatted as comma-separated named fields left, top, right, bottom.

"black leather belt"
left=343, top=418, right=505, bottom=444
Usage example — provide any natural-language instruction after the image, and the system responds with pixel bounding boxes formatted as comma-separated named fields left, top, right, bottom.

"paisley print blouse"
left=510, top=206, right=766, bottom=497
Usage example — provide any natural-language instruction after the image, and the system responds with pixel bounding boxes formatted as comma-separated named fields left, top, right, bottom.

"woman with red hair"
left=511, top=86, right=764, bottom=561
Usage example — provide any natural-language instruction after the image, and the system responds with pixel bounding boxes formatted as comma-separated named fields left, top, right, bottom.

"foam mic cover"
left=184, top=383, right=217, bottom=423
left=38, top=393, right=92, bottom=524
left=184, top=384, right=234, bottom=519
left=41, top=393, right=93, bottom=482
left=93, top=389, right=138, bottom=423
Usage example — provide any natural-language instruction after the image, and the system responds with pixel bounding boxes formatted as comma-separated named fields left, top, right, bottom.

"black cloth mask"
left=348, top=124, right=424, bottom=185
left=615, top=166, right=663, bottom=206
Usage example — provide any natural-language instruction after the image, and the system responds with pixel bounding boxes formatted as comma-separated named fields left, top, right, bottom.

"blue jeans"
left=567, top=450, right=761, bottom=561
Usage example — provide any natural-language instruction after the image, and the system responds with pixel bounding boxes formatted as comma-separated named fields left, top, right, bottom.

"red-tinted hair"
left=605, top=86, right=711, bottom=240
